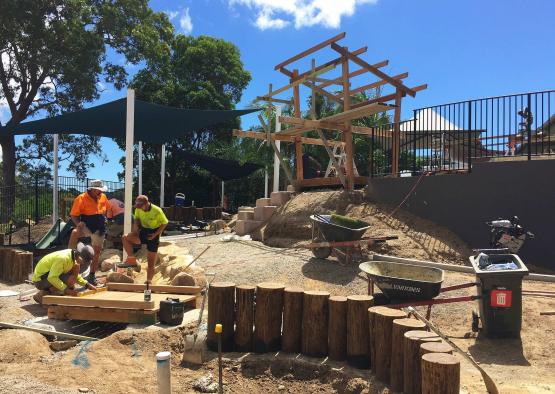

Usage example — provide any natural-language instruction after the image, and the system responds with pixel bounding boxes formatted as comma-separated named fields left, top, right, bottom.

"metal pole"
left=264, top=168, right=268, bottom=198
left=138, top=140, right=143, bottom=196
left=123, top=89, right=135, bottom=259
left=467, top=101, right=472, bottom=172
left=52, top=134, right=59, bottom=224
left=527, top=93, right=532, bottom=161
left=220, top=180, right=224, bottom=207
left=273, top=106, right=282, bottom=192
left=34, top=176, right=39, bottom=224
left=160, top=144, right=166, bottom=207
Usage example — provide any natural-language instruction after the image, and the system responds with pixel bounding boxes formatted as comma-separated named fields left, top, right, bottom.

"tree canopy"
left=0, top=0, right=174, bottom=186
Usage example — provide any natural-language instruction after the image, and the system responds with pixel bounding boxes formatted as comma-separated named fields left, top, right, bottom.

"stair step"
left=256, top=198, right=272, bottom=207
left=270, top=191, right=293, bottom=206
left=254, top=205, right=277, bottom=221
left=235, top=219, right=264, bottom=236
left=238, top=210, right=255, bottom=220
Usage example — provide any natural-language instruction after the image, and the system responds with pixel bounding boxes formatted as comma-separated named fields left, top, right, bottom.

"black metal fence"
left=0, top=176, right=124, bottom=233
left=370, top=89, right=555, bottom=177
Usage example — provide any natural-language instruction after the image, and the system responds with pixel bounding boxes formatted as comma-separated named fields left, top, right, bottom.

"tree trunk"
left=373, top=308, right=407, bottom=383
left=403, top=330, right=442, bottom=394
left=421, top=353, right=460, bottom=394
left=282, top=287, right=304, bottom=353
left=390, top=318, right=427, bottom=392
left=346, top=295, right=373, bottom=368
left=301, top=290, right=330, bottom=357
left=235, top=285, right=255, bottom=352
left=253, top=282, right=285, bottom=353
left=207, top=282, right=235, bottom=352
left=328, top=295, right=348, bottom=361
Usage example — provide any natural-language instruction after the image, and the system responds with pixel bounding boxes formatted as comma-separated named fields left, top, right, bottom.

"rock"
left=78, top=388, right=90, bottom=393
left=99, top=248, right=122, bottom=272
left=100, top=259, right=115, bottom=272
left=170, top=272, right=196, bottom=287
left=49, top=340, right=78, bottom=352
left=209, top=219, right=226, bottom=232
left=278, top=385, right=286, bottom=391
left=106, top=272, right=134, bottom=283
left=192, top=374, right=218, bottom=393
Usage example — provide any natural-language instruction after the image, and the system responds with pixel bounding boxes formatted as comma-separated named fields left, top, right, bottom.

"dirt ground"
left=0, top=191, right=554, bottom=393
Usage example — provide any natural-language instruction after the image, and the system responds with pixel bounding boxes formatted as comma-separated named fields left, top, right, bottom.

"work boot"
left=33, top=290, right=48, bottom=304
left=86, top=272, right=98, bottom=286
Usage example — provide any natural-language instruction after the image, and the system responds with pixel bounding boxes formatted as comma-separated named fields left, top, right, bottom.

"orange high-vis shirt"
left=70, top=192, right=108, bottom=217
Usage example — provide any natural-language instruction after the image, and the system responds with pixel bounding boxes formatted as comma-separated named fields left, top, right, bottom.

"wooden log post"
left=6, top=249, right=18, bottom=283
left=347, top=295, right=373, bottom=368
left=390, top=318, right=427, bottom=392
left=253, top=282, right=285, bottom=353
left=18, top=251, right=33, bottom=283
left=419, top=341, right=453, bottom=358
left=301, top=290, right=330, bottom=357
left=403, top=330, right=442, bottom=394
left=368, top=306, right=392, bottom=371
left=421, top=353, right=460, bottom=394
left=234, top=285, right=255, bottom=352
left=207, top=282, right=235, bottom=352
left=328, top=296, right=348, bottom=361
left=373, top=308, right=407, bottom=383
left=282, top=287, right=304, bottom=353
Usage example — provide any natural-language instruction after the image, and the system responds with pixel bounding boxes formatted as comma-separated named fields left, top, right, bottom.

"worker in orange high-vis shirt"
left=68, top=179, right=109, bottom=285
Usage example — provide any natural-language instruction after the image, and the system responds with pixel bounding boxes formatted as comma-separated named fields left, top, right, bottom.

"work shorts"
left=33, top=272, right=74, bottom=291
left=139, top=228, right=160, bottom=253
left=76, top=225, right=105, bottom=247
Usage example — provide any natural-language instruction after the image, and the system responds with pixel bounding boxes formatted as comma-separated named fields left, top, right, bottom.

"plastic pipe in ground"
left=371, top=254, right=555, bottom=283
left=156, top=351, right=172, bottom=394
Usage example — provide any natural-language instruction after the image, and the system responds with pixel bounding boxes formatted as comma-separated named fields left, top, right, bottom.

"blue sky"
left=6, top=0, right=555, bottom=180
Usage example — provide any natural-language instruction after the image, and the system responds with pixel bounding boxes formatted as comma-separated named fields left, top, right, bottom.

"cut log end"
left=421, top=353, right=460, bottom=394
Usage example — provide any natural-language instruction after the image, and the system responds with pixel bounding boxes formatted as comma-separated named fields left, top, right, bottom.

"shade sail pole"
left=52, top=134, right=59, bottom=224
left=160, top=144, right=166, bottom=207
left=123, top=89, right=135, bottom=259
left=221, top=180, right=224, bottom=207
left=264, top=168, right=269, bottom=198
left=273, top=106, right=282, bottom=192
left=138, top=141, right=143, bottom=195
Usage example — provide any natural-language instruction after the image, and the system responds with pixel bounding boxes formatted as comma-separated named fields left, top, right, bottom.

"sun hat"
left=76, top=242, right=95, bottom=272
left=87, top=179, right=108, bottom=192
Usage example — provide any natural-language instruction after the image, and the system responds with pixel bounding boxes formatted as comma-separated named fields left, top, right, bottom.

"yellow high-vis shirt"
left=32, top=249, right=88, bottom=291
left=134, top=204, right=168, bottom=230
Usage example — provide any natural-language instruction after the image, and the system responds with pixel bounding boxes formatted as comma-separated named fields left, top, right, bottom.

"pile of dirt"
left=7, top=217, right=54, bottom=245
left=263, top=190, right=471, bottom=265
left=0, top=329, right=51, bottom=363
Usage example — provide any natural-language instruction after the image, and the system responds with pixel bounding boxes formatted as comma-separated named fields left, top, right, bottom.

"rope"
left=387, top=171, right=430, bottom=218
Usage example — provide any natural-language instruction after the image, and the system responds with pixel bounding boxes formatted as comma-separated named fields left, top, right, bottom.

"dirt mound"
left=264, top=190, right=471, bottom=265
left=0, top=329, right=51, bottom=362
left=8, top=217, right=54, bottom=245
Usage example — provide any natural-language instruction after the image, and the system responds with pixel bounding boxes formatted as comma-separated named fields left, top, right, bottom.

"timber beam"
left=275, top=32, right=346, bottom=71
left=346, top=72, right=409, bottom=97
left=232, top=129, right=344, bottom=147
left=331, top=42, right=417, bottom=97
left=351, top=84, right=428, bottom=109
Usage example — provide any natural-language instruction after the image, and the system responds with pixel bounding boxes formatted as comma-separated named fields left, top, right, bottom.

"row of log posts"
left=207, top=283, right=460, bottom=393
left=0, top=248, right=33, bottom=283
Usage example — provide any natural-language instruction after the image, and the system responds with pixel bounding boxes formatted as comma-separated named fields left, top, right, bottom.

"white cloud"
left=179, top=8, right=193, bottom=34
left=229, top=0, right=377, bottom=30
left=165, top=10, right=179, bottom=20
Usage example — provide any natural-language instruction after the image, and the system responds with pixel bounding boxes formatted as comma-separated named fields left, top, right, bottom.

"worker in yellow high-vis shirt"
left=31, top=242, right=97, bottom=304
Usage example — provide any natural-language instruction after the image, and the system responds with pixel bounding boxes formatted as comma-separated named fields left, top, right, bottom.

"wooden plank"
left=48, top=306, right=158, bottom=325
left=0, top=321, right=97, bottom=341
left=275, top=32, right=346, bottom=70
left=267, top=64, right=336, bottom=98
left=317, top=66, right=382, bottom=90
left=347, top=72, right=409, bottom=96
left=297, top=176, right=368, bottom=188
left=259, top=114, right=295, bottom=184
left=301, top=81, right=343, bottom=104
left=256, top=96, right=294, bottom=105
left=43, top=292, right=156, bottom=309
left=293, top=69, right=303, bottom=182
left=106, top=283, right=201, bottom=295
left=351, top=125, right=376, bottom=135
left=331, top=42, right=417, bottom=97
left=317, top=128, right=347, bottom=187
left=232, top=129, right=344, bottom=147
left=342, top=51, right=354, bottom=190
left=279, top=117, right=343, bottom=130
left=350, top=84, right=428, bottom=109
left=322, top=102, right=395, bottom=124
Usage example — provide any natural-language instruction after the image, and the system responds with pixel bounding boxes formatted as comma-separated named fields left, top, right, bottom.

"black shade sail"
left=182, top=151, right=262, bottom=181
left=1, top=98, right=259, bottom=144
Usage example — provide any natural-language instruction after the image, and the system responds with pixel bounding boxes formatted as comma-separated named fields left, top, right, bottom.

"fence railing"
left=0, top=177, right=124, bottom=233
left=370, top=89, right=555, bottom=177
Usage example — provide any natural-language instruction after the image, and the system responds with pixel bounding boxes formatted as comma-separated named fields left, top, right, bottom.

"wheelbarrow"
left=302, top=214, right=397, bottom=263
left=359, top=260, right=480, bottom=320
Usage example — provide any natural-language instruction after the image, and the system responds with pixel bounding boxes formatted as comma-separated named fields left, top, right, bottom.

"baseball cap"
left=76, top=242, right=94, bottom=271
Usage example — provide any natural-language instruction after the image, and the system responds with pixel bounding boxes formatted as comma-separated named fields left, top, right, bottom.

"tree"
left=125, top=35, right=251, bottom=206
left=0, top=0, right=174, bottom=188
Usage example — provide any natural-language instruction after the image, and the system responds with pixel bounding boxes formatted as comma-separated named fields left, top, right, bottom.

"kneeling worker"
left=32, top=242, right=97, bottom=304
left=121, top=195, right=168, bottom=283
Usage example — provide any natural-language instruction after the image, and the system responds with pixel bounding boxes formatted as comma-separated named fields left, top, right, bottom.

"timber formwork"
left=234, top=32, right=427, bottom=190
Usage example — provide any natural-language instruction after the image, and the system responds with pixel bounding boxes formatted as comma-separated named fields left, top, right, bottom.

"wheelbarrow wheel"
left=313, top=246, right=332, bottom=259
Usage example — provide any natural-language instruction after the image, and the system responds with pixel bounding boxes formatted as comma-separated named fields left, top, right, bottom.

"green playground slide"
left=35, top=219, right=74, bottom=250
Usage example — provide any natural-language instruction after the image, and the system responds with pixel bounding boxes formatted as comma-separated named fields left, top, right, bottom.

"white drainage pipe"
left=156, top=351, right=172, bottom=394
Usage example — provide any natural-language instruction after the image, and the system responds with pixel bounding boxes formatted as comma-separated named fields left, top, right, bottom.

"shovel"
left=182, top=272, right=216, bottom=364
left=408, top=307, right=499, bottom=394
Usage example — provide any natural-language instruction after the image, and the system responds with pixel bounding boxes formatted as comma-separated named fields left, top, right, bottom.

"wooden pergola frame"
left=234, top=32, right=427, bottom=190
